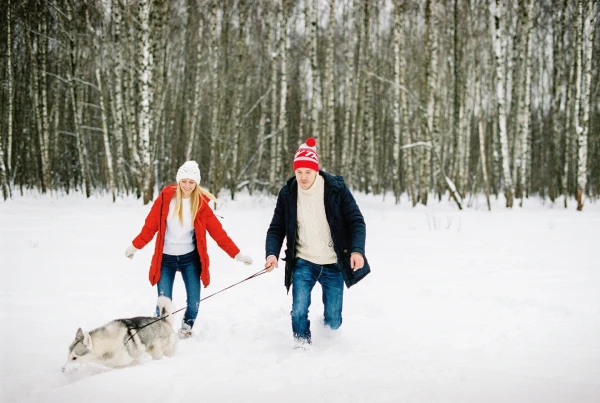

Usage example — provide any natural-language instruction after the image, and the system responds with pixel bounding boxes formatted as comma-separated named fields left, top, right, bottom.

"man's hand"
left=350, top=252, right=364, bottom=271
left=264, top=255, right=278, bottom=272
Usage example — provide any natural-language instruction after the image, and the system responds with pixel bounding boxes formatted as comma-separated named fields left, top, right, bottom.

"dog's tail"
left=157, top=296, right=176, bottom=327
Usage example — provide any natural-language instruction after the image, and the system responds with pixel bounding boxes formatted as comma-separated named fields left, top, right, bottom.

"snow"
left=1, top=192, right=599, bottom=403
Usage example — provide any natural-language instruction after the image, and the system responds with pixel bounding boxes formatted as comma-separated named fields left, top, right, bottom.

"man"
left=264, top=137, right=371, bottom=345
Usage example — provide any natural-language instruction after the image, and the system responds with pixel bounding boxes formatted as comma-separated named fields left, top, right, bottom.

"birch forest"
left=1, top=0, right=598, bottom=210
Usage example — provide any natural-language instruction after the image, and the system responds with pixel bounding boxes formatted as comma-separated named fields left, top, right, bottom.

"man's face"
left=295, top=168, right=318, bottom=190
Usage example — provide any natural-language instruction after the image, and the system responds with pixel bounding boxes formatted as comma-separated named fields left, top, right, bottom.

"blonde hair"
left=174, top=183, right=217, bottom=225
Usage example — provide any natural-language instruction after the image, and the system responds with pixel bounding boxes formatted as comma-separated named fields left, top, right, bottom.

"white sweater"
left=296, top=175, right=337, bottom=265
left=163, top=197, right=195, bottom=256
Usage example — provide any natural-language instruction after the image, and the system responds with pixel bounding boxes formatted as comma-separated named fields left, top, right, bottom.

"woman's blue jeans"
left=291, top=258, right=344, bottom=343
left=156, top=250, right=201, bottom=328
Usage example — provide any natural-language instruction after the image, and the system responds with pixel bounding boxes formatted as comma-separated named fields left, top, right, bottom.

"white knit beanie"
left=176, top=161, right=201, bottom=184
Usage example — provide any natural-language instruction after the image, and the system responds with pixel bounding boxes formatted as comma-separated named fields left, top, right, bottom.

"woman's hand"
left=234, top=252, right=254, bottom=266
left=125, top=244, right=138, bottom=259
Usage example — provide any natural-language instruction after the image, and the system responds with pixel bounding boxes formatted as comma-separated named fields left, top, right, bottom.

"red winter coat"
left=132, top=185, right=240, bottom=287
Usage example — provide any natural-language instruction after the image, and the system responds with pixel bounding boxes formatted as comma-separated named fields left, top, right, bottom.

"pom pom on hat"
left=176, top=161, right=201, bottom=184
left=293, top=137, right=319, bottom=171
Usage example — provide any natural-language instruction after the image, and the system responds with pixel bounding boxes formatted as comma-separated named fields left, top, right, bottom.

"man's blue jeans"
left=291, top=258, right=344, bottom=343
left=156, top=250, right=201, bottom=328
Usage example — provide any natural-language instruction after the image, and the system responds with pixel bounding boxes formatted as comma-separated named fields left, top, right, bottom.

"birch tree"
left=324, top=0, right=336, bottom=168
left=392, top=0, right=402, bottom=203
left=577, top=0, right=596, bottom=211
left=517, top=0, right=534, bottom=206
left=310, top=0, right=321, bottom=140
left=151, top=0, right=169, bottom=172
left=40, top=8, right=51, bottom=191
left=269, top=1, right=280, bottom=190
left=66, top=0, right=91, bottom=197
left=87, top=5, right=116, bottom=201
left=277, top=0, right=289, bottom=178
left=5, top=0, right=14, bottom=180
left=229, top=0, right=248, bottom=189
left=112, top=0, right=126, bottom=190
left=471, top=0, right=491, bottom=210
left=550, top=0, right=568, bottom=201
left=208, top=0, right=221, bottom=196
left=492, top=0, right=514, bottom=207
left=363, top=1, right=376, bottom=192
left=419, top=0, right=439, bottom=205
left=185, top=17, right=205, bottom=160
left=0, top=0, right=9, bottom=197
left=138, top=0, right=154, bottom=203
left=0, top=137, right=7, bottom=200
left=124, top=5, right=140, bottom=189
left=341, top=0, right=356, bottom=175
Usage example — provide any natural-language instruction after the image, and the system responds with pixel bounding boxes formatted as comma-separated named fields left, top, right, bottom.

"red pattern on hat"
left=293, top=137, right=319, bottom=171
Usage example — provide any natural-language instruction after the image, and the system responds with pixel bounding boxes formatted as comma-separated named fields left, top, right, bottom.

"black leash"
left=124, top=268, right=268, bottom=345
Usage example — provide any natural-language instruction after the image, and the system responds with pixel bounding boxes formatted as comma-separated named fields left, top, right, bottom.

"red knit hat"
left=293, top=138, right=319, bottom=171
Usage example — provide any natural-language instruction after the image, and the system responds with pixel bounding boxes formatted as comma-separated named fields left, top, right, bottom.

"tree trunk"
left=347, top=0, right=364, bottom=186
left=310, top=0, right=321, bottom=140
left=453, top=0, right=463, bottom=195
left=419, top=0, right=435, bottom=205
left=112, top=0, right=126, bottom=191
left=277, top=0, right=289, bottom=179
left=492, top=0, right=514, bottom=207
left=428, top=0, right=442, bottom=200
left=229, top=0, right=248, bottom=192
left=186, top=17, right=205, bottom=160
left=471, top=0, right=491, bottom=210
left=518, top=0, right=534, bottom=207
left=208, top=0, right=221, bottom=197
left=341, top=0, right=356, bottom=175
left=138, top=0, right=154, bottom=204
left=125, top=4, right=140, bottom=195
left=66, top=0, right=91, bottom=197
left=392, top=0, right=403, bottom=203
left=40, top=9, right=51, bottom=191
left=87, top=6, right=116, bottom=202
left=363, top=1, right=375, bottom=192
left=0, top=0, right=10, bottom=198
left=268, top=1, right=280, bottom=190
left=563, top=47, right=575, bottom=207
left=324, top=0, right=336, bottom=169
left=577, top=0, right=595, bottom=211
left=6, top=0, right=14, bottom=177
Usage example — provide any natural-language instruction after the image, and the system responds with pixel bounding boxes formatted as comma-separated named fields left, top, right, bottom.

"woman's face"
left=179, top=179, right=197, bottom=198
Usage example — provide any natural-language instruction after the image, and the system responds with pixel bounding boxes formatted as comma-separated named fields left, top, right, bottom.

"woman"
left=125, top=161, right=253, bottom=339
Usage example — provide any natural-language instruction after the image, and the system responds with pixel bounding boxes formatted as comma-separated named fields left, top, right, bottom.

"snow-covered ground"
left=1, top=192, right=599, bottom=403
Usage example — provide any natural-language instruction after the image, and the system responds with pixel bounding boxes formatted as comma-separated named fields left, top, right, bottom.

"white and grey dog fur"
left=62, top=296, right=177, bottom=371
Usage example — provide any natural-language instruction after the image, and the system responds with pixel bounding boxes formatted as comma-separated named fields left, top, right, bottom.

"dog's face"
left=62, top=328, right=94, bottom=371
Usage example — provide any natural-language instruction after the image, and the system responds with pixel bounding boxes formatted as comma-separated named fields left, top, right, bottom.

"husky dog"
left=62, top=296, right=178, bottom=371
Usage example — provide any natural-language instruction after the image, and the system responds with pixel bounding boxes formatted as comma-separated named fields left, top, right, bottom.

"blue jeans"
left=291, top=258, right=344, bottom=343
left=156, top=250, right=201, bottom=328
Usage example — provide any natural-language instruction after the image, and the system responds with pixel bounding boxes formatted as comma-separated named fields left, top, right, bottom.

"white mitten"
left=125, top=244, right=138, bottom=260
left=234, top=252, right=253, bottom=266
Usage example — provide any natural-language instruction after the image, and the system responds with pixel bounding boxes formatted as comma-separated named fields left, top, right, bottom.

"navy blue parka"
left=265, top=171, right=371, bottom=292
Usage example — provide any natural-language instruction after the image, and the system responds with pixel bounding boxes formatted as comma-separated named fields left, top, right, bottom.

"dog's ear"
left=76, top=328, right=84, bottom=339
left=82, top=331, right=93, bottom=348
